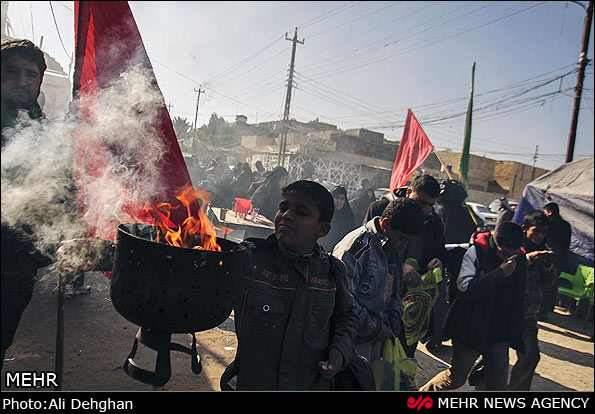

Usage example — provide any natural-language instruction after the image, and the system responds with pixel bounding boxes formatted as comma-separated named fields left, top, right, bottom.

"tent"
left=513, top=157, right=594, bottom=269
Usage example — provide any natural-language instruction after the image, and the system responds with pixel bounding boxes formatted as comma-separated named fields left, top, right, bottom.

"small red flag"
left=389, top=109, right=434, bottom=192
left=72, top=1, right=192, bottom=240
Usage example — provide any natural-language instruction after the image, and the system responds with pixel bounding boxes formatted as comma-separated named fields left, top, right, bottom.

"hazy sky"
left=4, top=1, right=594, bottom=170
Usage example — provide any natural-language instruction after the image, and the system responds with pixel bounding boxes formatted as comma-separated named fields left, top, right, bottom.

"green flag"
left=459, top=62, right=476, bottom=186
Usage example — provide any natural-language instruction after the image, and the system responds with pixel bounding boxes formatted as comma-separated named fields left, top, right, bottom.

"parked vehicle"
left=466, top=201, right=498, bottom=229
left=374, top=187, right=395, bottom=201
left=374, top=186, right=408, bottom=201
left=488, top=198, right=518, bottom=214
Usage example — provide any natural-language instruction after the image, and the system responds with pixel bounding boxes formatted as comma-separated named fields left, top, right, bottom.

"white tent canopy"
left=513, top=157, right=594, bottom=267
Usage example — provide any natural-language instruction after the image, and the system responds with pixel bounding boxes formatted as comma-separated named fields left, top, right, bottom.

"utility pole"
left=193, top=86, right=205, bottom=135
left=566, top=0, right=593, bottom=163
left=277, top=28, right=304, bottom=167
left=531, top=145, right=538, bottom=180
left=167, top=102, right=173, bottom=113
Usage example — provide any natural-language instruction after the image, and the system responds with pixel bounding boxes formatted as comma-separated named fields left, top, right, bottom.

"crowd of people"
left=1, top=38, right=589, bottom=392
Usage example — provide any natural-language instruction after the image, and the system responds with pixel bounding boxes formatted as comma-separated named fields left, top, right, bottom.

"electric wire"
left=300, top=1, right=489, bottom=71
left=297, top=1, right=364, bottom=30
left=306, top=2, right=547, bottom=80
left=304, top=2, right=403, bottom=40
left=48, top=1, right=71, bottom=59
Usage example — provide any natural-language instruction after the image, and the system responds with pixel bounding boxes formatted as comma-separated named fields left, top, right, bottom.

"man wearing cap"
left=1, top=39, right=52, bottom=366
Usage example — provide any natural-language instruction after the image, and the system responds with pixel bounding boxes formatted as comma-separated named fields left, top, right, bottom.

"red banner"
left=73, top=1, right=191, bottom=240
left=389, top=109, right=434, bottom=192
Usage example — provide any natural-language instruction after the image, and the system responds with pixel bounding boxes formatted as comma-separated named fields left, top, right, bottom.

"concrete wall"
left=435, top=151, right=549, bottom=201
left=493, top=160, right=548, bottom=200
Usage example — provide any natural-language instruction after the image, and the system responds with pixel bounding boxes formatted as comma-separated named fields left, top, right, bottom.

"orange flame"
left=144, top=186, right=221, bottom=251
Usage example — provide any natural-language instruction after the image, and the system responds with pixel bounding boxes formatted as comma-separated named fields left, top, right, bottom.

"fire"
left=144, top=186, right=221, bottom=251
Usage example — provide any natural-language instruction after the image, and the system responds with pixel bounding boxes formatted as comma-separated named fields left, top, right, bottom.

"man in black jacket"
left=1, top=39, right=51, bottom=366
left=540, top=202, right=572, bottom=320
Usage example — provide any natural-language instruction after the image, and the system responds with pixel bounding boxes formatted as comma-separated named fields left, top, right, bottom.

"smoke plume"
left=1, top=64, right=174, bottom=274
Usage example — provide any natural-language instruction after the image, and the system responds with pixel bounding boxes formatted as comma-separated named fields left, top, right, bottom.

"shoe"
left=65, top=283, right=75, bottom=299
left=73, top=285, right=91, bottom=295
left=65, top=283, right=91, bottom=299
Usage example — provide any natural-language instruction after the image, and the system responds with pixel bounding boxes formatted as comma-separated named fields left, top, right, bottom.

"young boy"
left=508, top=209, right=556, bottom=390
left=332, top=197, right=425, bottom=384
left=420, top=221, right=527, bottom=391
left=220, top=180, right=358, bottom=390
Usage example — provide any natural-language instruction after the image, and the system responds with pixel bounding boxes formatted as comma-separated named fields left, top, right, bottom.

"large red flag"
left=389, top=109, right=434, bottom=192
left=72, top=1, right=192, bottom=240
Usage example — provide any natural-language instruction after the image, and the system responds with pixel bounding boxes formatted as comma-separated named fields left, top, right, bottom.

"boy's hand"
left=403, top=263, right=421, bottom=287
left=500, top=255, right=518, bottom=277
left=427, top=258, right=442, bottom=271
left=318, top=348, right=343, bottom=379
left=372, top=323, right=395, bottom=342
left=526, top=250, right=555, bottom=266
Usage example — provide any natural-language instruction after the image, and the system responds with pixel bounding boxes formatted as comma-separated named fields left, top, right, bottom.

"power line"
left=48, top=1, right=71, bottom=59
left=362, top=64, right=580, bottom=130
left=300, top=1, right=485, bottom=71
left=306, top=2, right=547, bottom=80
left=305, top=2, right=403, bottom=39
left=299, top=1, right=440, bottom=65
left=202, top=34, right=285, bottom=87
left=297, top=1, right=364, bottom=30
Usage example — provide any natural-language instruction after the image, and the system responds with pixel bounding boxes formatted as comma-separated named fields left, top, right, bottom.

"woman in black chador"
left=320, top=186, right=356, bottom=252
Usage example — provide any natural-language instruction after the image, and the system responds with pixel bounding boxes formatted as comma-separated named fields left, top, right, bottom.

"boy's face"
left=494, top=241, right=522, bottom=262
left=379, top=217, right=417, bottom=252
left=275, top=190, right=330, bottom=255
left=523, top=223, right=548, bottom=245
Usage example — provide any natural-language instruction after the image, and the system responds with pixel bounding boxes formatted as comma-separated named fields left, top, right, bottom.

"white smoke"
left=1, top=63, right=175, bottom=270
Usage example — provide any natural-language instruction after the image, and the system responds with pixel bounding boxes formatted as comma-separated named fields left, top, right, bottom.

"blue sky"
left=4, top=1, right=594, bottom=170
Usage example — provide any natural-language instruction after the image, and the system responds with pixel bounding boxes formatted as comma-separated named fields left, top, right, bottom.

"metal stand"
left=55, top=271, right=67, bottom=391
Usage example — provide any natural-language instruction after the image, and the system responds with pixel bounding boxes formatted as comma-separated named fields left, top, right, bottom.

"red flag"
left=389, top=109, right=434, bottom=192
left=73, top=1, right=192, bottom=240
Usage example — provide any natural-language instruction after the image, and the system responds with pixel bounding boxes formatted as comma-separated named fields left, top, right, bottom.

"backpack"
left=445, top=231, right=491, bottom=304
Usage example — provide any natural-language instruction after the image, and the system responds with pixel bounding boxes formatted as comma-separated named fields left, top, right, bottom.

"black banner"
left=1, top=391, right=593, bottom=411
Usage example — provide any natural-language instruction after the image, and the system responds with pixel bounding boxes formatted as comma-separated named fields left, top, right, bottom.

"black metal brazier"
left=110, top=223, right=246, bottom=333
left=109, top=223, right=247, bottom=387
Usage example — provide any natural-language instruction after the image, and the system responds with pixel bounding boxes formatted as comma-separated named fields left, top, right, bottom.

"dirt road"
left=1, top=271, right=593, bottom=392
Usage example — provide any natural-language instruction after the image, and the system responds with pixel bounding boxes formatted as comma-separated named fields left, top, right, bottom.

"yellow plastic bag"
left=402, top=266, right=442, bottom=346
left=370, top=338, right=418, bottom=391
left=370, top=338, right=397, bottom=390
left=395, top=337, right=418, bottom=391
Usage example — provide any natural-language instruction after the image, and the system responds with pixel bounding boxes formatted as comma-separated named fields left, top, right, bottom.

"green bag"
left=370, top=338, right=418, bottom=391
left=402, top=265, right=442, bottom=346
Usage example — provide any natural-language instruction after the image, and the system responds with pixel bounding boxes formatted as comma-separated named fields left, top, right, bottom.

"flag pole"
left=459, top=62, right=476, bottom=186
left=432, top=148, right=455, bottom=182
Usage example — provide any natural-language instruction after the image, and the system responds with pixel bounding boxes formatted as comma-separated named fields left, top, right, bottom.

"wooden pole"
left=55, top=271, right=66, bottom=390
left=566, top=0, right=593, bottom=163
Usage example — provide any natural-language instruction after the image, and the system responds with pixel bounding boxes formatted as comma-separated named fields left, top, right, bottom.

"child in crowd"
left=221, top=180, right=358, bottom=390
left=509, top=209, right=557, bottom=390
left=331, top=197, right=425, bottom=389
left=420, top=221, right=527, bottom=391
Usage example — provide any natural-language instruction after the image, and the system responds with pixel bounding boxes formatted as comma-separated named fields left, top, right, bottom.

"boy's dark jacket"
left=443, top=232, right=526, bottom=354
left=522, top=238, right=557, bottom=320
left=221, top=234, right=358, bottom=390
